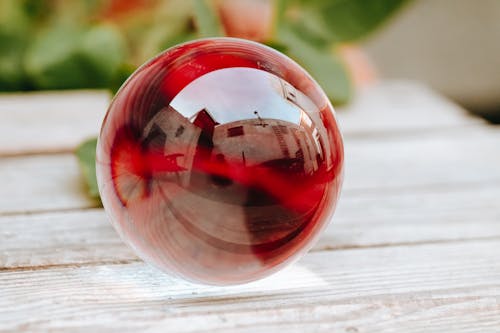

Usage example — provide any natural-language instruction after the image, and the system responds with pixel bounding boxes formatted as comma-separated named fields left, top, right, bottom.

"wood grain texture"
left=344, top=126, right=500, bottom=192
left=1, top=240, right=499, bottom=332
left=0, top=209, right=136, bottom=269
left=0, top=90, right=109, bottom=156
left=1, top=84, right=499, bottom=333
left=1, top=183, right=499, bottom=270
left=337, top=81, right=484, bottom=135
left=0, top=154, right=98, bottom=214
left=317, top=183, right=500, bottom=250
left=1, top=127, right=499, bottom=215
left=0, top=81, right=481, bottom=156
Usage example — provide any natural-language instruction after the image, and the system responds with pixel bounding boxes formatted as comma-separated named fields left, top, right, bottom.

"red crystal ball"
left=97, top=38, right=344, bottom=285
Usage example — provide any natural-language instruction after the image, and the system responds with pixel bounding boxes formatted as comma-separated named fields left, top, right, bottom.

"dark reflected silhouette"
left=110, top=103, right=334, bottom=277
left=97, top=39, right=344, bottom=284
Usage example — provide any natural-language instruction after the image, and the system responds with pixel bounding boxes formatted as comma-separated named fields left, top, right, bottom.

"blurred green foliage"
left=25, top=24, right=127, bottom=89
left=76, top=137, right=100, bottom=200
left=1, top=0, right=409, bottom=104
left=51, top=0, right=409, bottom=200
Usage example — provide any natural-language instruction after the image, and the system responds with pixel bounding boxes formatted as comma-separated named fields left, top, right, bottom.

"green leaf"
left=25, top=27, right=86, bottom=89
left=158, top=31, right=197, bottom=52
left=109, top=63, right=136, bottom=95
left=298, top=0, right=410, bottom=43
left=0, top=0, right=32, bottom=90
left=137, top=19, right=194, bottom=61
left=281, top=6, right=334, bottom=49
left=21, top=0, right=51, bottom=22
left=76, top=137, right=100, bottom=201
left=278, top=27, right=351, bottom=105
left=25, top=23, right=127, bottom=90
left=80, top=24, right=128, bottom=87
left=192, top=0, right=224, bottom=37
left=331, top=0, right=410, bottom=42
left=263, top=40, right=288, bottom=54
left=0, top=30, right=29, bottom=91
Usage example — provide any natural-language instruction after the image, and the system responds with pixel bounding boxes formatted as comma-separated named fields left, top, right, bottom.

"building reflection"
left=141, top=104, right=324, bottom=186
left=111, top=73, right=337, bottom=281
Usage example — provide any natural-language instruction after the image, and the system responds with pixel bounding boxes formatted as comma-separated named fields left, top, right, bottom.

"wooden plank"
left=317, top=183, right=500, bottom=250
left=337, top=80, right=483, bottom=135
left=1, top=126, right=499, bottom=215
left=0, top=209, right=136, bottom=269
left=1, top=184, right=499, bottom=270
left=1, top=240, right=499, bottom=332
left=0, top=154, right=97, bottom=214
left=0, top=90, right=109, bottom=155
left=344, top=126, right=500, bottom=192
left=0, top=84, right=497, bottom=333
left=0, top=81, right=480, bottom=156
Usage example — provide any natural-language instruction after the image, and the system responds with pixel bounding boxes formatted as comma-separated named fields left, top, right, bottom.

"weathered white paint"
left=1, top=241, right=499, bottom=332
left=0, top=84, right=499, bottom=332
left=0, top=90, right=110, bottom=155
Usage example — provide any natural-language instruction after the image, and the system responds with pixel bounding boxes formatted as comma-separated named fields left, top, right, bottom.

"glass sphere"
left=96, top=38, right=344, bottom=285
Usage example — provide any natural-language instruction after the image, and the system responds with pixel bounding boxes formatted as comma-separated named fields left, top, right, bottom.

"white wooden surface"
left=0, top=90, right=109, bottom=156
left=0, top=81, right=499, bottom=332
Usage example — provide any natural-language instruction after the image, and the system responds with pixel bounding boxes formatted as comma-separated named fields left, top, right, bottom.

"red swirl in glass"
left=97, top=38, right=344, bottom=285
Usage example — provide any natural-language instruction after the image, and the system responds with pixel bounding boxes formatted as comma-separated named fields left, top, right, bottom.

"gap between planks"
left=1, top=240, right=500, bottom=332
left=1, top=125, right=500, bottom=215
left=0, top=81, right=484, bottom=157
left=2, top=237, right=500, bottom=275
left=1, top=181, right=499, bottom=271
left=0, top=121, right=488, bottom=159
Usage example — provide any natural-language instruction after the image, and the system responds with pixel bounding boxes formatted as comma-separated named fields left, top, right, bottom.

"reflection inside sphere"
left=98, top=40, right=343, bottom=285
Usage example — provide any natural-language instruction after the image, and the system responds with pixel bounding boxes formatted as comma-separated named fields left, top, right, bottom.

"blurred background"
left=362, top=0, right=500, bottom=123
left=1, top=0, right=499, bottom=122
